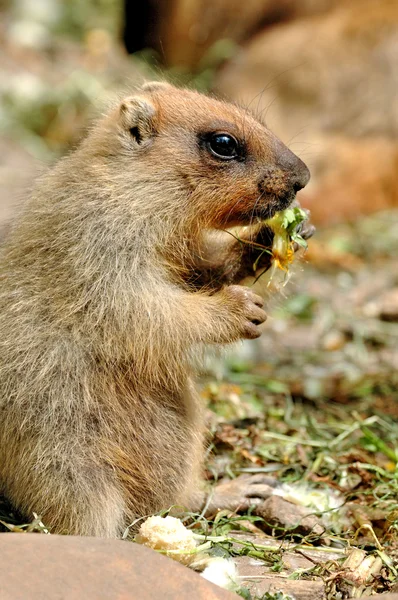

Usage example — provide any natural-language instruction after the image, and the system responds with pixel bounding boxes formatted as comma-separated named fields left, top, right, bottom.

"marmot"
left=0, top=82, right=312, bottom=536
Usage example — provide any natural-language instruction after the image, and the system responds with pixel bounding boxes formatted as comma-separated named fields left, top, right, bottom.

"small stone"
left=322, top=330, right=346, bottom=351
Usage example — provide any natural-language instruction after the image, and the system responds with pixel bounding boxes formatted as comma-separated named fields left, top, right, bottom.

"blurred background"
left=0, top=0, right=397, bottom=411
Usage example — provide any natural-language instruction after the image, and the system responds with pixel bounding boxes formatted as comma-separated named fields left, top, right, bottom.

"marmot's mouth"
left=219, top=191, right=296, bottom=227
left=251, top=190, right=296, bottom=221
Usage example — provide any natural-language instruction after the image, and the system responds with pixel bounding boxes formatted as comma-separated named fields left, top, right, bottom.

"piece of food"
left=261, top=206, right=309, bottom=286
left=135, top=515, right=199, bottom=565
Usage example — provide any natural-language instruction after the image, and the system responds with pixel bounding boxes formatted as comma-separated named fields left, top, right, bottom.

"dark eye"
left=207, top=132, right=240, bottom=160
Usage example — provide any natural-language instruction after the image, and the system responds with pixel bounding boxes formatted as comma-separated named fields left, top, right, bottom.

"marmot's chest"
left=98, top=380, right=204, bottom=514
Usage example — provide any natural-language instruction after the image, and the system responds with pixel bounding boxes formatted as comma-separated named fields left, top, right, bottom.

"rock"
left=254, top=495, right=325, bottom=537
left=0, top=534, right=238, bottom=600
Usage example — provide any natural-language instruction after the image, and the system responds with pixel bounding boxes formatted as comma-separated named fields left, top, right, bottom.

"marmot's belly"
left=102, top=390, right=203, bottom=515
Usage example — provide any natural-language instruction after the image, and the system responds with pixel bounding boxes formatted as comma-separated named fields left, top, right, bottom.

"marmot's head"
left=91, top=82, right=310, bottom=229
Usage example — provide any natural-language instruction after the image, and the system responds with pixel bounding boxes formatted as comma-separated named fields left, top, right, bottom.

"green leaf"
left=291, top=233, right=308, bottom=249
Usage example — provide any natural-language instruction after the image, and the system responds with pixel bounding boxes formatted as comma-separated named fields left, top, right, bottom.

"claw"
left=204, top=474, right=278, bottom=514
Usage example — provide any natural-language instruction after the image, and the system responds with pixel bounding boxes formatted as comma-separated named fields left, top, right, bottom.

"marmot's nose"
left=291, top=159, right=310, bottom=192
left=274, top=142, right=311, bottom=192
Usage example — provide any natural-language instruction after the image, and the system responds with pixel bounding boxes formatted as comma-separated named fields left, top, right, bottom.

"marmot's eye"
left=207, top=133, right=240, bottom=160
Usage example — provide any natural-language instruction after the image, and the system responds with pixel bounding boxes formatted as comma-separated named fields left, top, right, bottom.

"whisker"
left=248, top=190, right=266, bottom=230
left=221, top=195, right=247, bottom=225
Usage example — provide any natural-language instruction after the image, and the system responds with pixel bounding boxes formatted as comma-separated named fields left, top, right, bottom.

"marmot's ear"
left=119, top=96, right=156, bottom=145
left=141, top=81, right=172, bottom=93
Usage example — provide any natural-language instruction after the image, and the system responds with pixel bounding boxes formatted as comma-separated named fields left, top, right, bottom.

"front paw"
left=224, top=285, right=267, bottom=339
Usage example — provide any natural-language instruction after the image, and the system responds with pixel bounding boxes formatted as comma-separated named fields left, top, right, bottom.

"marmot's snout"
left=258, top=139, right=310, bottom=212
left=274, top=138, right=311, bottom=192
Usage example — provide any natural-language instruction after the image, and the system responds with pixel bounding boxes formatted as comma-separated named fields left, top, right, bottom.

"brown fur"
left=0, top=82, right=309, bottom=536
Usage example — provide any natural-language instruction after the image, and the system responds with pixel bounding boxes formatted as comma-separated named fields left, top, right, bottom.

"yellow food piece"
left=265, top=207, right=307, bottom=286
left=135, top=515, right=198, bottom=566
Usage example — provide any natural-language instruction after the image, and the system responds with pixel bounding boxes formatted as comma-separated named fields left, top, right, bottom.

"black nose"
left=292, top=162, right=310, bottom=192
left=274, top=140, right=311, bottom=192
